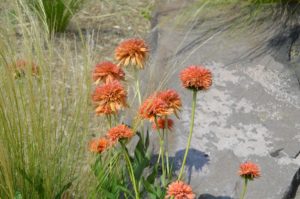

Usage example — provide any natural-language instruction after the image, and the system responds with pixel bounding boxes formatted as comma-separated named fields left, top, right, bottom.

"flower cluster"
left=139, top=89, right=182, bottom=122
left=89, top=38, right=149, bottom=154
left=92, top=81, right=127, bottom=115
left=89, top=137, right=111, bottom=153
left=180, top=65, right=212, bottom=91
left=89, top=124, right=134, bottom=154
left=152, top=118, right=174, bottom=131
left=88, top=37, right=260, bottom=199
left=166, top=181, right=195, bottom=199
left=115, top=38, right=149, bottom=69
left=239, top=161, right=260, bottom=180
left=92, top=61, right=125, bottom=84
left=10, top=59, right=39, bottom=78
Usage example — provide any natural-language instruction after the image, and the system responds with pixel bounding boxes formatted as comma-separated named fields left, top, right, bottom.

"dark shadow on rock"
left=282, top=167, right=300, bottom=199
left=198, top=194, right=233, bottom=199
left=151, top=148, right=209, bottom=183
left=173, top=148, right=209, bottom=183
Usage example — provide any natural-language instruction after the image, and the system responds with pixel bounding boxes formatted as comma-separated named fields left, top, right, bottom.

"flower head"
left=11, top=59, right=39, bottom=78
left=239, top=162, right=260, bottom=180
left=89, top=137, right=110, bottom=153
left=92, top=61, right=125, bottom=84
left=107, top=124, right=134, bottom=143
left=92, top=81, right=127, bottom=115
left=180, top=65, right=212, bottom=91
left=152, top=118, right=174, bottom=131
left=166, top=181, right=195, bottom=199
left=115, top=38, right=149, bottom=69
left=157, top=89, right=182, bottom=117
left=139, top=95, right=171, bottom=121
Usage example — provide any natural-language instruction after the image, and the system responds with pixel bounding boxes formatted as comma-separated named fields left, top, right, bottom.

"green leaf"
left=14, top=191, right=22, bottom=199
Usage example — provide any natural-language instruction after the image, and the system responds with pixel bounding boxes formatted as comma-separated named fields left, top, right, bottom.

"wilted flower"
left=157, top=89, right=182, bottom=117
left=139, top=95, right=171, bottom=121
left=180, top=65, right=212, bottom=91
left=107, top=124, right=134, bottom=143
left=89, top=137, right=110, bottom=153
left=92, top=81, right=127, bottom=115
left=115, top=38, right=149, bottom=69
left=92, top=61, right=125, bottom=84
left=166, top=181, right=195, bottom=199
left=11, top=59, right=39, bottom=78
left=152, top=118, right=174, bottom=131
left=239, top=162, right=260, bottom=180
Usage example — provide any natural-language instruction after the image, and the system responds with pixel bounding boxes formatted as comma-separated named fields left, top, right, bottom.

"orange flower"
left=11, top=59, right=39, bottom=78
left=157, top=89, right=182, bottom=117
left=89, top=137, right=110, bottom=153
left=92, top=81, right=127, bottom=115
left=92, top=61, right=125, bottom=84
left=115, top=38, right=149, bottom=69
left=152, top=118, right=174, bottom=131
left=139, top=95, right=171, bottom=121
left=239, top=162, right=260, bottom=180
left=166, top=181, right=195, bottom=199
left=107, top=124, right=134, bottom=142
left=180, top=65, right=212, bottom=91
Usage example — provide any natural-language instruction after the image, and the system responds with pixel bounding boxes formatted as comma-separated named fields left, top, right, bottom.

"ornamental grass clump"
left=26, top=0, right=85, bottom=34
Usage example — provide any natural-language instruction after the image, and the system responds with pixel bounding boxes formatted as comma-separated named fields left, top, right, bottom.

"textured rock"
left=145, top=1, right=300, bottom=198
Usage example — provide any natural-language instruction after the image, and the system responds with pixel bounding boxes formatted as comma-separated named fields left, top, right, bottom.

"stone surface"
left=145, top=1, right=300, bottom=198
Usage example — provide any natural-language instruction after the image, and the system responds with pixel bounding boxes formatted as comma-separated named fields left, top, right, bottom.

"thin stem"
left=134, top=68, right=142, bottom=106
left=136, top=77, right=142, bottom=106
left=120, top=142, right=140, bottom=199
left=240, top=178, right=248, bottom=199
left=106, top=115, right=112, bottom=128
left=178, top=90, right=197, bottom=180
left=155, top=117, right=166, bottom=186
left=164, top=116, right=170, bottom=177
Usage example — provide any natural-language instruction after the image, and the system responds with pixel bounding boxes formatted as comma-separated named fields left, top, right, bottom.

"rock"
left=146, top=1, right=300, bottom=198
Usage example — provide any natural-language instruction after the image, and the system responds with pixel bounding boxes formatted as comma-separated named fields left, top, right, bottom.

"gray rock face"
left=145, top=1, right=300, bottom=198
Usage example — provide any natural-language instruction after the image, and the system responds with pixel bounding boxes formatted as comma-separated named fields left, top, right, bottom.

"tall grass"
left=0, top=1, right=94, bottom=198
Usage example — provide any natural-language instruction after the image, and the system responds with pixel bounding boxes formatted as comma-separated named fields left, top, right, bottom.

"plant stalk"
left=120, top=142, right=140, bottom=199
left=155, top=117, right=166, bottom=186
left=240, top=178, right=248, bottom=199
left=178, top=90, right=197, bottom=180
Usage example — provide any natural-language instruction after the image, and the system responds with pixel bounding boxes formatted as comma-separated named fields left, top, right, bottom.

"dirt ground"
left=72, top=0, right=154, bottom=60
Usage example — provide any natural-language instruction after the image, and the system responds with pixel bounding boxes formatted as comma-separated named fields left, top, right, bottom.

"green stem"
left=120, top=142, right=140, bottom=199
left=106, top=115, right=112, bottom=128
left=155, top=117, right=166, bottom=186
left=178, top=90, right=197, bottom=180
left=134, top=68, right=142, bottom=106
left=240, top=178, right=248, bottom=199
left=164, top=116, right=170, bottom=177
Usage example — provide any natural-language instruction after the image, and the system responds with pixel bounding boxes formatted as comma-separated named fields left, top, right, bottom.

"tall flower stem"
left=134, top=68, right=142, bottom=106
left=178, top=90, right=197, bottom=180
left=106, top=115, right=112, bottom=128
left=164, top=116, right=170, bottom=177
left=120, top=142, right=140, bottom=199
left=155, top=117, right=166, bottom=186
left=240, top=178, right=248, bottom=199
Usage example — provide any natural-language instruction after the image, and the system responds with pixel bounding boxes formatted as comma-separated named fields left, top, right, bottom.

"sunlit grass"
left=0, top=1, right=94, bottom=198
